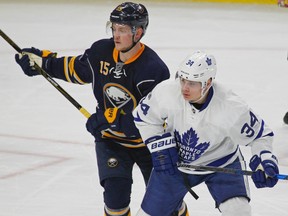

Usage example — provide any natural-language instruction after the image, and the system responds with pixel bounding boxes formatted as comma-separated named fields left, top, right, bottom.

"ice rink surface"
left=0, top=1, right=288, bottom=215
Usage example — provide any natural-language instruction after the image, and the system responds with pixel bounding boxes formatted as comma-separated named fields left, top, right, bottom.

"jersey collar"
left=113, top=43, right=145, bottom=64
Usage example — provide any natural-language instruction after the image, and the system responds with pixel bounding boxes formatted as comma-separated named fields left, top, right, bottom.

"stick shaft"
left=0, top=29, right=22, bottom=52
left=0, top=29, right=91, bottom=119
left=178, top=163, right=288, bottom=180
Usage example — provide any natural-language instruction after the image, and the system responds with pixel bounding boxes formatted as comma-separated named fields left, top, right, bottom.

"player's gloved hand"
left=249, top=150, right=279, bottom=188
left=145, top=132, right=178, bottom=175
left=86, top=107, right=120, bottom=139
left=15, top=47, right=56, bottom=76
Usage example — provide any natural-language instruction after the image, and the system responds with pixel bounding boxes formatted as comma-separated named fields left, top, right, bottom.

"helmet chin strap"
left=120, top=39, right=138, bottom=53
left=120, top=26, right=143, bottom=53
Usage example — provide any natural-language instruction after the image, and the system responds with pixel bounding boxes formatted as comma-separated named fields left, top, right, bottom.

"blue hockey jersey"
left=42, top=38, right=170, bottom=147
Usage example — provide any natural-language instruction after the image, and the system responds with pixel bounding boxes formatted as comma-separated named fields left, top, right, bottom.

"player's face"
left=111, top=23, right=134, bottom=51
left=180, top=78, right=203, bottom=102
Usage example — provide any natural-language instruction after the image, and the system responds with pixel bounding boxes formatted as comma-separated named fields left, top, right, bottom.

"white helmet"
left=177, top=50, right=217, bottom=88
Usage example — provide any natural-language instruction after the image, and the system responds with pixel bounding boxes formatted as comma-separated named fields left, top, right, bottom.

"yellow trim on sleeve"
left=68, top=56, right=86, bottom=84
left=63, top=57, right=72, bottom=82
left=68, top=57, right=76, bottom=78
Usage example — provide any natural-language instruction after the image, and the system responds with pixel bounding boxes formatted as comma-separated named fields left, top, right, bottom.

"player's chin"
left=114, top=43, right=125, bottom=51
left=114, top=42, right=120, bottom=48
left=182, top=94, right=191, bottom=101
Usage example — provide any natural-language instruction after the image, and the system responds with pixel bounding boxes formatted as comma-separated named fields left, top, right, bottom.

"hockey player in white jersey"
left=133, top=51, right=279, bottom=216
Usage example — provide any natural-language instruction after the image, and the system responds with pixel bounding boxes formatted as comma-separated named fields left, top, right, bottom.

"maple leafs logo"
left=175, top=128, right=210, bottom=163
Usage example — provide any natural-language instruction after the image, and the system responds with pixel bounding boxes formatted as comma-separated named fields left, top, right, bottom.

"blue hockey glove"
left=145, top=132, right=178, bottom=175
left=15, top=47, right=56, bottom=76
left=86, top=108, right=120, bottom=139
left=249, top=150, right=279, bottom=188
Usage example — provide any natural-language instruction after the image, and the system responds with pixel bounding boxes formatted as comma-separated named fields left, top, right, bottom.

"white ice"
left=0, top=1, right=288, bottom=216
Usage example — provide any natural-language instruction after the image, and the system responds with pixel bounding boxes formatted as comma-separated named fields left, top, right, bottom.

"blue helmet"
left=110, top=2, right=149, bottom=35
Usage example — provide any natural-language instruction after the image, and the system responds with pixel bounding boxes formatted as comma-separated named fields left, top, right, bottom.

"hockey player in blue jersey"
left=133, top=50, right=280, bottom=216
left=14, top=2, right=190, bottom=216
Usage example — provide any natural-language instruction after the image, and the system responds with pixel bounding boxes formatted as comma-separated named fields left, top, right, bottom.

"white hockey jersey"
left=133, top=78, right=274, bottom=174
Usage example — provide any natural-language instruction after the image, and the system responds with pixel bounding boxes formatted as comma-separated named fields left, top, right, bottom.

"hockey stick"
left=177, top=163, right=288, bottom=180
left=0, top=29, right=91, bottom=119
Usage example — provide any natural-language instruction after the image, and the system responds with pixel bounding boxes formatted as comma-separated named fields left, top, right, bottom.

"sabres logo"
left=107, top=158, right=118, bottom=168
left=104, top=83, right=137, bottom=110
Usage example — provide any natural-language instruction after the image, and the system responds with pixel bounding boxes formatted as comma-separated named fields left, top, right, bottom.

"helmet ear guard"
left=177, top=50, right=217, bottom=88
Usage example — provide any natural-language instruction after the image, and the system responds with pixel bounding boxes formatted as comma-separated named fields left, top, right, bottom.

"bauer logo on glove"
left=146, top=133, right=177, bottom=153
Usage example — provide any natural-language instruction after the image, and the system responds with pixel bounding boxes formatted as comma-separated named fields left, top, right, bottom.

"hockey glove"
left=283, top=111, right=288, bottom=124
left=86, top=108, right=120, bottom=139
left=145, top=132, right=178, bottom=175
left=249, top=150, right=279, bottom=188
left=15, top=47, right=56, bottom=77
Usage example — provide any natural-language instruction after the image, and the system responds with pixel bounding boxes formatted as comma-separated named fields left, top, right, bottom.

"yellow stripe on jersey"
left=121, top=143, right=146, bottom=148
left=64, top=56, right=72, bottom=82
left=63, top=56, right=86, bottom=84
left=68, top=57, right=86, bottom=84
left=102, top=131, right=142, bottom=142
left=102, top=131, right=145, bottom=148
